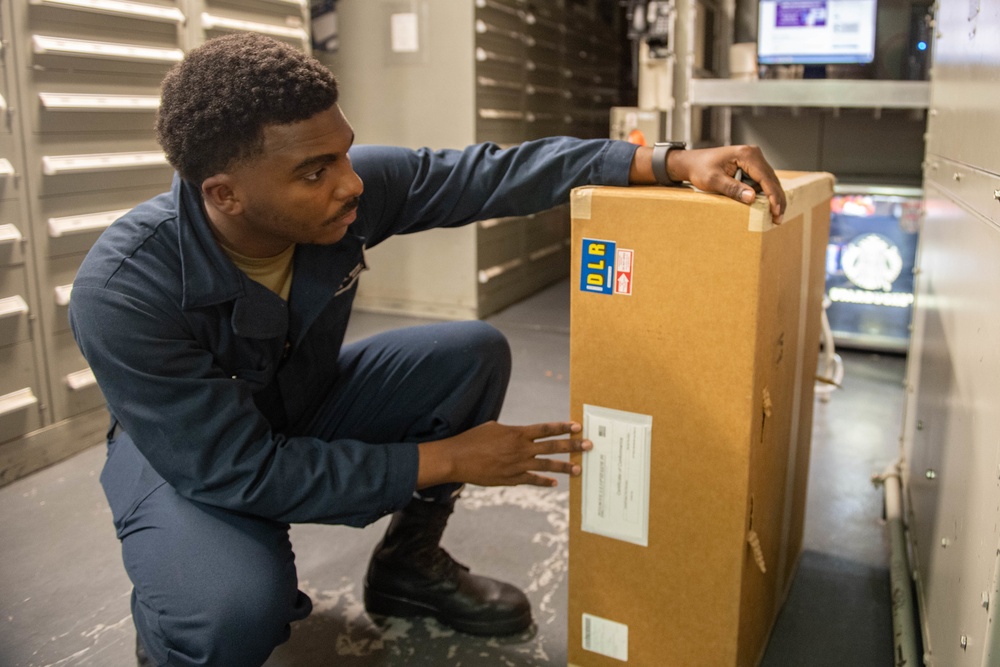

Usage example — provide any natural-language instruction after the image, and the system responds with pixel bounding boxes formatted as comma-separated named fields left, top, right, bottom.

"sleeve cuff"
left=599, top=140, right=641, bottom=187
left=382, top=441, right=421, bottom=515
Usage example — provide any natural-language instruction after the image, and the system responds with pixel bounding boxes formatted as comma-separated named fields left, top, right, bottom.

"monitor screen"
left=757, top=0, right=877, bottom=65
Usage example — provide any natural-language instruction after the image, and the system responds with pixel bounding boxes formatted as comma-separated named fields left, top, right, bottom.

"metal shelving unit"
left=688, top=79, right=931, bottom=109
left=326, top=0, right=625, bottom=320
left=0, top=0, right=311, bottom=487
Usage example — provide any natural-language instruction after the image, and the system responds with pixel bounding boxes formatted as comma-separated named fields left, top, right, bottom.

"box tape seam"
left=747, top=196, right=773, bottom=232
left=747, top=529, right=767, bottom=573
left=572, top=188, right=594, bottom=220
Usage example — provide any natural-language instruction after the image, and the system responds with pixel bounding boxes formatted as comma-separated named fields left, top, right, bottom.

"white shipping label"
left=581, top=404, right=652, bottom=546
left=582, top=613, right=629, bottom=661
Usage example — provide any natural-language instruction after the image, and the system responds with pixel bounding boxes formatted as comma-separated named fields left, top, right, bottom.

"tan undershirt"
left=221, top=243, right=296, bottom=301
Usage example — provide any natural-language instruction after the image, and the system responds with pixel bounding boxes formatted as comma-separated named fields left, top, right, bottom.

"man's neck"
left=202, top=197, right=292, bottom=258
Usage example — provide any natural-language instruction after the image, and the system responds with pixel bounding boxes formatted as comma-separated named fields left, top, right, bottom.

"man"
left=70, top=33, right=785, bottom=667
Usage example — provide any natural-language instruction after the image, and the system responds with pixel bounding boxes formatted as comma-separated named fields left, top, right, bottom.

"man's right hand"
left=417, top=421, right=592, bottom=489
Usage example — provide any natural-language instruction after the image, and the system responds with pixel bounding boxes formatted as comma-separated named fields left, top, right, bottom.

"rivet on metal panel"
left=953, top=172, right=962, bottom=181
left=960, top=635, right=968, bottom=650
left=992, top=189, right=1000, bottom=201
left=925, top=469, right=937, bottom=480
left=982, top=592, right=990, bottom=610
left=941, top=538, right=949, bottom=547
left=917, top=420, right=924, bottom=430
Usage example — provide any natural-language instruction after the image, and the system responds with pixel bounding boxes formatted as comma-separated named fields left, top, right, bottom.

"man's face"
left=225, top=104, right=363, bottom=251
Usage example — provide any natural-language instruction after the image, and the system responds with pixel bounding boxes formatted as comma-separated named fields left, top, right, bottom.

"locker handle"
left=0, top=159, right=14, bottom=177
left=528, top=242, right=564, bottom=262
left=476, top=76, right=523, bottom=92
left=39, top=92, right=160, bottom=111
left=0, top=388, right=38, bottom=417
left=42, top=151, right=167, bottom=176
left=65, top=368, right=97, bottom=391
left=29, top=0, right=184, bottom=23
left=0, top=224, right=22, bottom=244
left=478, top=258, right=523, bottom=284
left=201, top=13, right=308, bottom=42
left=0, top=295, right=29, bottom=319
left=479, top=108, right=525, bottom=121
left=48, top=208, right=131, bottom=238
left=32, top=35, right=184, bottom=63
left=475, top=47, right=525, bottom=67
left=475, top=0, right=524, bottom=19
left=54, top=284, right=73, bottom=306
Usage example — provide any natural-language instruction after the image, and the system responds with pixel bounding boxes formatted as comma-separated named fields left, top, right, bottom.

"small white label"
left=581, top=404, right=652, bottom=546
left=390, top=12, right=419, bottom=52
left=582, top=613, right=629, bottom=661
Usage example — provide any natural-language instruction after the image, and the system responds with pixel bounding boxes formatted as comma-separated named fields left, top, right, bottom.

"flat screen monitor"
left=757, top=0, right=877, bottom=65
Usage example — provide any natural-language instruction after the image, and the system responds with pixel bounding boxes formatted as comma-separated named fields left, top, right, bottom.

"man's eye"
left=304, top=168, right=326, bottom=182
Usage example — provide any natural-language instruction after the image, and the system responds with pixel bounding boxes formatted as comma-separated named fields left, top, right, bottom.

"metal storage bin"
left=0, top=0, right=311, bottom=486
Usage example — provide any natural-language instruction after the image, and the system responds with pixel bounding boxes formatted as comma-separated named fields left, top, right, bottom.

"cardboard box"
left=567, top=172, right=834, bottom=667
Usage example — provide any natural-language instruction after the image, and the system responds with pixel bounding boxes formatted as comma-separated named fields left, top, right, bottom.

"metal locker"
left=0, top=0, right=51, bottom=479
left=0, top=341, right=44, bottom=445
left=0, top=0, right=316, bottom=485
left=329, top=0, right=624, bottom=320
left=901, top=1, right=1000, bottom=664
left=9, top=0, right=181, bottom=429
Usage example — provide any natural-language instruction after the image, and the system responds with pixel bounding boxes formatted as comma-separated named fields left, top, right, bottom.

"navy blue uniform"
left=69, top=138, right=637, bottom=665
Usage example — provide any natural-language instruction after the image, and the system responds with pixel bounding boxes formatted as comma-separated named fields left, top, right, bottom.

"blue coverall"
left=69, top=137, right=638, bottom=666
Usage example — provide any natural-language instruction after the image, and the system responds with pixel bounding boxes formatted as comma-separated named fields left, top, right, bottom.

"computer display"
left=824, top=188, right=921, bottom=352
left=757, top=0, right=877, bottom=65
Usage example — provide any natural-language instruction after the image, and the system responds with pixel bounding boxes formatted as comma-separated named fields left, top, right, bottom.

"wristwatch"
left=651, top=141, right=687, bottom=186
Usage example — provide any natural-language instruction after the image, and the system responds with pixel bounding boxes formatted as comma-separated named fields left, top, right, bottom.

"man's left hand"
left=630, top=144, right=787, bottom=225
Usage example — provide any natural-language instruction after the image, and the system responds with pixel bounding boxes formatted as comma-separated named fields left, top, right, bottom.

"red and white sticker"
left=614, top=248, right=634, bottom=296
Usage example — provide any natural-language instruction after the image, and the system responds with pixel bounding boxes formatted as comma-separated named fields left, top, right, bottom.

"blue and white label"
left=580, top=238, right=616, bottom=294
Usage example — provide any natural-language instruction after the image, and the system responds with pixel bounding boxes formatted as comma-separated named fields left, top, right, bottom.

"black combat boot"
left=364, top=497, right=532, bottom=636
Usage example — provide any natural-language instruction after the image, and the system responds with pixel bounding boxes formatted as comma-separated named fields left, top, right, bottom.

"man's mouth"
left=329, top=199, right=360, bottom=226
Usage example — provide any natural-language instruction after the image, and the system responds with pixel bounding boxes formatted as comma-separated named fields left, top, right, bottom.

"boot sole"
left=364, top=584, right=533, bottom=637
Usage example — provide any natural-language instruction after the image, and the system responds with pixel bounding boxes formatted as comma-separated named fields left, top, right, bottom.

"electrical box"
left=610, top=106, right=668, bottom=147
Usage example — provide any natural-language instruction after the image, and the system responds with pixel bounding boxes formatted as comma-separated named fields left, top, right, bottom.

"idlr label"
left=580, top=238, right=616, bottom=294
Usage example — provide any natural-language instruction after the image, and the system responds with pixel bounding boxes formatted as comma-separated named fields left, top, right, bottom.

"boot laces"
left=419, top=545, right=470, bottom=580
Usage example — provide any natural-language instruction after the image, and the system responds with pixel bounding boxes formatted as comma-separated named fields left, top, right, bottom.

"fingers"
left=475, top=421, right=594, bottom=488
left=518, top=458, right=583, bottom=488
left=529, top=455, right=582, bottom=477
left=515, top=422, right=593, bottom=486
left=685, top=145, right=787, bottom=225
left=534, top=434, right=592, bottom=455
left=522, top=473, right=560, bottom=488
left=525, top=436, right=590, bottom=488
left=732, top=146, right=786, bottom=224
left=518, top=421, right=582, bottom=441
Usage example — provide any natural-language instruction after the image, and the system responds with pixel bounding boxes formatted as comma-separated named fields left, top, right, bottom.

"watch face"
left=841, top=233, right=903, bottom=292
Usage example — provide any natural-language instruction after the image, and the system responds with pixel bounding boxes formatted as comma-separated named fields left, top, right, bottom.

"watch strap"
left=651, top=141, right=686, bottom=186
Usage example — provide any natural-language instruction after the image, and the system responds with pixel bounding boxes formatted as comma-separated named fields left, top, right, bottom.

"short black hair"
left=156, top=33, right=340, bottom=185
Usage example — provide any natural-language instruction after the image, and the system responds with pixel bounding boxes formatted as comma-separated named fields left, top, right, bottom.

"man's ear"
left=201, top=174, right=243, bottom=217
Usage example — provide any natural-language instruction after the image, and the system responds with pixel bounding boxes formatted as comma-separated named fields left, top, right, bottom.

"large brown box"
left=567, top=172, right=834, bottom=667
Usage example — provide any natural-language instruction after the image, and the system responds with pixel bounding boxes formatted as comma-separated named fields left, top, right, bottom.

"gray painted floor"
left=0, top=279, right=901, bottom=666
